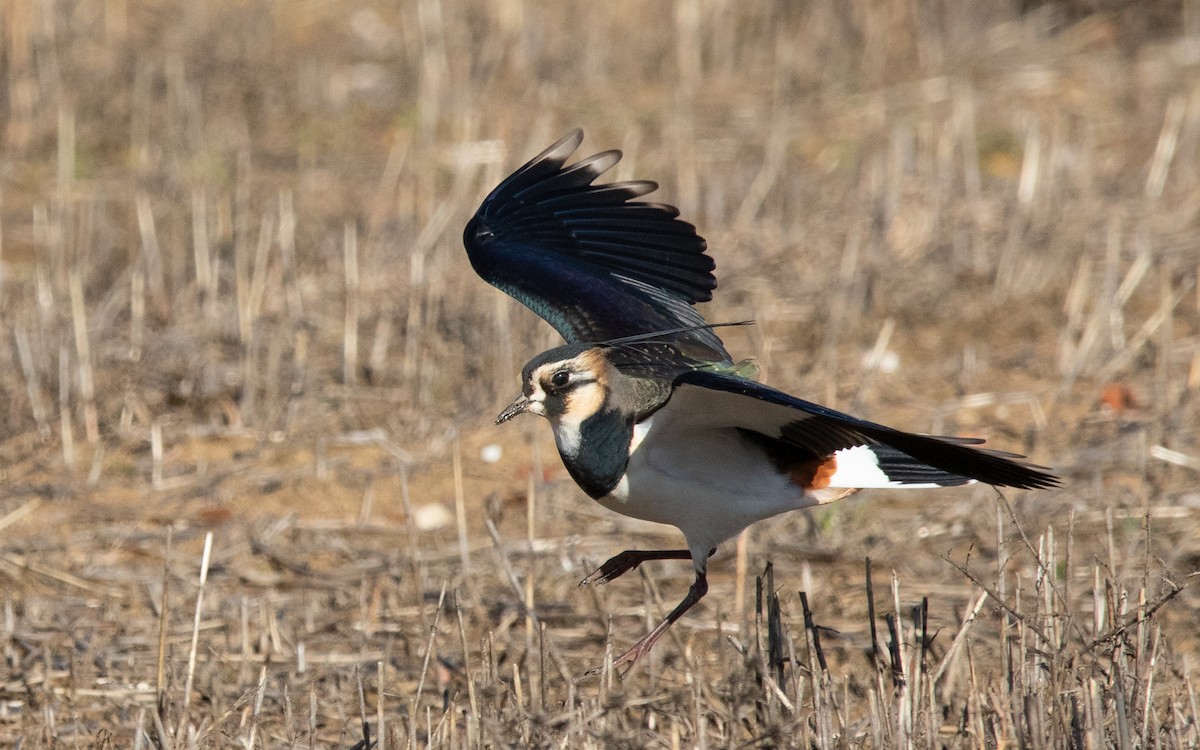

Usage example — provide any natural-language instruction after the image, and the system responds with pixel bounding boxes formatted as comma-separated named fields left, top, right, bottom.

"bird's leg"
left=580, top=547, right=716, bottom=586
left=580, top=549, right=690, bottom=586
left=609, top=567, right=708, bottom=676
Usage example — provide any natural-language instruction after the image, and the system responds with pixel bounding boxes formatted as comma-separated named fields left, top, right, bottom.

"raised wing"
left=464, top=129, right=730, bottom=364
left=661, top=371, right=1060, bottom=490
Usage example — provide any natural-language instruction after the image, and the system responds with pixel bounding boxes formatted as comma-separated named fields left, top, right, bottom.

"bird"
left=462, top=129, right=1059, bottom=673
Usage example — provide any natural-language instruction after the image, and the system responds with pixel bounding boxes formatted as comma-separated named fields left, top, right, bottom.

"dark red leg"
left=579, top=549, right=693, bottom=586
left=581, top=547, right=717, bottom=586
left=610, top=568, right=709, bottom=675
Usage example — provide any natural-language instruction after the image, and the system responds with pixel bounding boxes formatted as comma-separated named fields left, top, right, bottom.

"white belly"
left=596, top=416, right=816, bottom=556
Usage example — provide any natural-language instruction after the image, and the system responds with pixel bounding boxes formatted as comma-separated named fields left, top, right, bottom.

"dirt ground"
left=1, top=1, right=1199, bottom=747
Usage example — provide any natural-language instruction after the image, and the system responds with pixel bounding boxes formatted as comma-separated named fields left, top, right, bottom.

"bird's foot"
left=579, top=550, right=645, bottom=587
left=582, top=625, right=671, bottom=680
left=578, top=549, right=695, bottom=587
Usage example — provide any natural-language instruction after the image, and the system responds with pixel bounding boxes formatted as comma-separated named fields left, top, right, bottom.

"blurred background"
left=1, top=0, right=1198, bottom=745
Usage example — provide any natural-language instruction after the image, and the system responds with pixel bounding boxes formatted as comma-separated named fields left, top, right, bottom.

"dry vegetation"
left=1, top=0, right=1199, bottom=746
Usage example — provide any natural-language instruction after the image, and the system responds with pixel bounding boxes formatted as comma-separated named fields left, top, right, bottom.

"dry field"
left=1, top=1, right=1199, bottom=747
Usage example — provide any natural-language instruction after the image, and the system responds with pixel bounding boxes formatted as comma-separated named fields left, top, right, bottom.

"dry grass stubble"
left=0, top=1, right=1199, bottom=746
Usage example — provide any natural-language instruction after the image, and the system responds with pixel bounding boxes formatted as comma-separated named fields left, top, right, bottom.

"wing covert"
left=662, top=371, right=1060, bottom=490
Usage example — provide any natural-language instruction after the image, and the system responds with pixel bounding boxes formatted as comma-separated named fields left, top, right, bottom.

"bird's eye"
left=550, top=371, right=571, bottom=389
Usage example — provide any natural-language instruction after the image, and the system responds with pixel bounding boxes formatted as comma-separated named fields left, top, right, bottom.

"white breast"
left=596, top=410, right=815, bottom=557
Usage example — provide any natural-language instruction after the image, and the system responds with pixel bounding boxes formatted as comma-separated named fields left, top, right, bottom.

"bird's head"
left=496, top=344, right=612, bottom=426
left=497, top=331, right=747, bottom=428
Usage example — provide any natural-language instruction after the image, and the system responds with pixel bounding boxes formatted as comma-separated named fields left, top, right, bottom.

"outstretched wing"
left=463, top=129, right=731, bottom=364
left=661, top=371, right=1060, bottom=490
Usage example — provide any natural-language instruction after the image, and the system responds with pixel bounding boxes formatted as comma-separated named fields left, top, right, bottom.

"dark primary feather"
left=464, top=129, right=730, bottom=364
left=674, top=371, right=1060, bottom=490
left=864, top=445, right=969, bottom=486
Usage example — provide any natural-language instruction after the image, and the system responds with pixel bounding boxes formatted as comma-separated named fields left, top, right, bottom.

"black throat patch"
left=560, top=409, right=633, bottom=499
